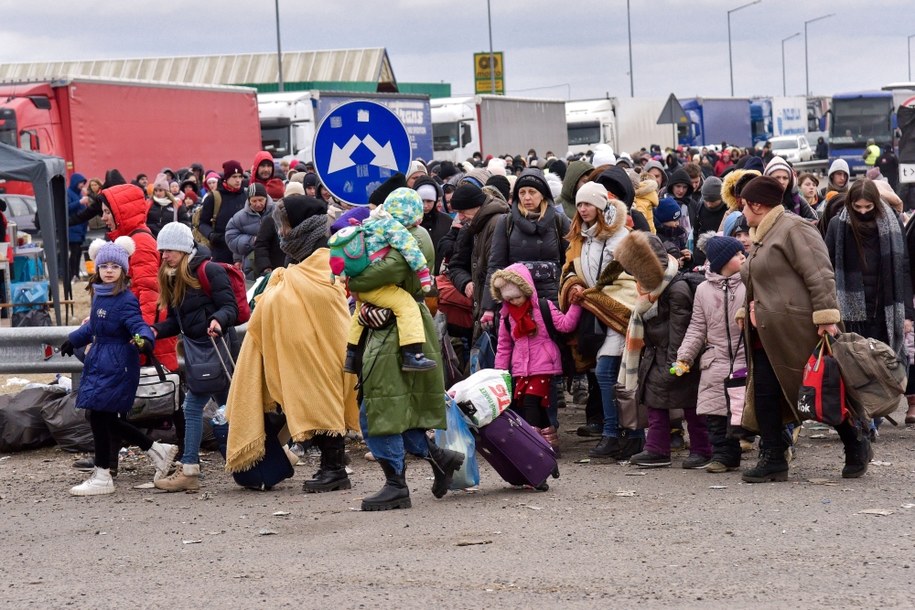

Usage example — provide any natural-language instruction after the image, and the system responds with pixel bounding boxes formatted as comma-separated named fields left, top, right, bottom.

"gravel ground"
left=1, top=402, right=914, bottom=609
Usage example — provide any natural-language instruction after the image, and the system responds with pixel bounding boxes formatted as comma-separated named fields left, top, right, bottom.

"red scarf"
left=507, top=299, right=537, bottom=339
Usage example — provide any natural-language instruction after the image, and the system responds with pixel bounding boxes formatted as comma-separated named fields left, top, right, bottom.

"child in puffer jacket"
left=674, top=234, right=747, bottom=473
left=491, top=262, right=582, bottom=453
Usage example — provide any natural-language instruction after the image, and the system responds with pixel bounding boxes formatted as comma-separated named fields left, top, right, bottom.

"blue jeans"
left=359, top=402, right=429, bottom=475
left=595, top=355, right=622, bottom=437
left=182, top=389, right=227, bottom=465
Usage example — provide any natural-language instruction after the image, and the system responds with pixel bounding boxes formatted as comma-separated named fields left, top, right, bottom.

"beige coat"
left=739, top=206, right=841, bottom=429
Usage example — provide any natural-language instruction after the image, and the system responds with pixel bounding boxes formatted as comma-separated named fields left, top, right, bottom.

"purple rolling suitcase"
left=475, top=409, right=560, bottom=490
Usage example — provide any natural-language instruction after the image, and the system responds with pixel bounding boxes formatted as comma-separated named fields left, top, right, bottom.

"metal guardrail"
left=0, top=324, right=247, bottom=377
left=793, top=159, right=830, bottom=172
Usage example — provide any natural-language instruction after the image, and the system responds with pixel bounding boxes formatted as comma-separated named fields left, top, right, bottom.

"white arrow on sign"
left=362, top=134, right=399, bottom=171
left=328, top=135, right=362, bottom=173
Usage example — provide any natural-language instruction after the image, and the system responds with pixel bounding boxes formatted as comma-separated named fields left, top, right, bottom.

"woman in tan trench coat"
left=737, top=176, right=873, bottom=483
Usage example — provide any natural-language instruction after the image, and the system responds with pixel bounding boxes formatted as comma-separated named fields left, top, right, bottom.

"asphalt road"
left=2, top=403, right=914, bottom=609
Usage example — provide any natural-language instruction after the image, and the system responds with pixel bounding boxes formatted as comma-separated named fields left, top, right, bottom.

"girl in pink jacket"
left=491, top=263, right=582, bottom=451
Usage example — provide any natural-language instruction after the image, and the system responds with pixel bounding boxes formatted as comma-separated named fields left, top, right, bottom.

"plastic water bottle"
left=212, top=405, right=228, bottom=426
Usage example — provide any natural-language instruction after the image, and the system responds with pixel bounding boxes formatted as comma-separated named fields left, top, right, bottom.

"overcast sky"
left=1, top=0, right=912, bottom=101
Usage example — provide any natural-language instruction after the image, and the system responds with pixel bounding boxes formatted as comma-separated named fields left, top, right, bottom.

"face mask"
left=854, top=209, right=877, bottom=222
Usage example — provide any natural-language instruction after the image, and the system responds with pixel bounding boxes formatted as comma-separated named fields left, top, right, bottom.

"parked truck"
left=678, top=97, right=752, bottom=148
left=749, top=96, right=808, bottom=146
left=431, top=95, right=567, bottom=162
left=0, top=77, right=261, bottom=195
left=259, top=90, right=433, bottom=164
left=565, top=98, right=677, bottom=157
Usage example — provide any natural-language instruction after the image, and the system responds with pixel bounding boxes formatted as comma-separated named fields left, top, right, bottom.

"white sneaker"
left=146, top=442, right=179, bottom=480
left=70, top=467, right=114, bottom=496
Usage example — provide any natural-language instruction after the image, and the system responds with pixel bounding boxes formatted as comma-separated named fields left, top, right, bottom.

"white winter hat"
left=591, top=144, right=616, bottom=168
left=575, top=182, right=609, bottom=211
left=156, top=222, right=195, bottom=253
left=487, top=158, right=507, bottom=176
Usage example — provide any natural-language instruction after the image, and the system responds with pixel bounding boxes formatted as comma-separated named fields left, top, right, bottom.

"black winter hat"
left=595, top=166, right=635, bottom=207
left=485, top=175, right=511, bottom=202
left=450, top=184, right=487, bottom=211
left=368, top=173, right=407, bottom=206
left=247, top=182, right=267, bottom=199
left=283, top=195, right=327, bottom=228
left=438, top=161, right=459, bottom=180
left=511, top=169, right=552, bottom=203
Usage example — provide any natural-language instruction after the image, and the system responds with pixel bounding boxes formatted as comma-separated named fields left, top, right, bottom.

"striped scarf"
left=618, top=256, right=680, bottom=390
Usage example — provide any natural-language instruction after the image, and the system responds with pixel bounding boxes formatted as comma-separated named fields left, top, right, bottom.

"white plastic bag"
left=448, top=368, right=513, bottom=427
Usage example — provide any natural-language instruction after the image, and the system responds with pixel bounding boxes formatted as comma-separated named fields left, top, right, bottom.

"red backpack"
left=197, top=260, right=251, bottom=325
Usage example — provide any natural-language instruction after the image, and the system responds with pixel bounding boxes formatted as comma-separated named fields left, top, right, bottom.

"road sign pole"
left=487, top=0, right=496, bottom=94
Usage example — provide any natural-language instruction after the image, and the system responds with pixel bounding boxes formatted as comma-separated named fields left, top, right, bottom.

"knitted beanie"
left=449, top=184, right=487, bottom=211
left=705, top=236, right=745, bottom=274
left=156, top=222, right=195, bottom=254
left=700, top=176, right=723, bottom=202
left=575, top=182, right=609, bottom=211
left=89, top=237, right=135, bottom=273
left=654, top=197, right=682, bottom=224
left=740, top=176, right=785, bottom=207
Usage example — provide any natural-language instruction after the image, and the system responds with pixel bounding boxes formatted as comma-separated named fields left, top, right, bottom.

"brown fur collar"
left=606, top=198, right=629, bottom=234
left=748, top=205, right=784, bottom=243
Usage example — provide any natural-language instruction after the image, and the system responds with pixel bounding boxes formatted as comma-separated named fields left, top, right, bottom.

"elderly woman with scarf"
left=558, top=183, right=643, bottom=461
left=224, top=194, right=361, bottom=493
left=825, top=178, right=913, bottom=369
left=347, top=189, right=464, bottom=512
left=737, top=176, right=872, bottom=483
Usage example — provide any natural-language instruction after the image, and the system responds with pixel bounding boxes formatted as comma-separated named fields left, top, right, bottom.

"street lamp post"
left=781, top=32, right=800, bottom=96
left=627, top=0, right=634, bottom=97
left=909, top=34, right=915, bottom=81
left=804, top=13, right=834, bottom=96
left=274, top=0, right=284, bottom=92
left=727, top=0, right=761, bottom=96
left=487, top=0, right=496, bottom=94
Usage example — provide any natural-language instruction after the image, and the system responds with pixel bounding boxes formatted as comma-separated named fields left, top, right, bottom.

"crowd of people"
left=57, top=141, right=915, bottom=510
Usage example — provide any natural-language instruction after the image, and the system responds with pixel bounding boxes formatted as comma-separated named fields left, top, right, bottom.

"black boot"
left=589, top=435, right=620, bottom=459
left=616, top=429, right=645, bottom=461
left=303, top=435, right=352, bottom=493
left=361, top=460, right=411, bottom=511
left=741, top=447, right=789, bottom=483
left=426, top=439, right=465, bottom=498
left=836, top=419, right=872, bottom=479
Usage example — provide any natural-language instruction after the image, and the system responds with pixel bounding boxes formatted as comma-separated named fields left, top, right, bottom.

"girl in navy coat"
left=60, top=237, right=178, bottom=496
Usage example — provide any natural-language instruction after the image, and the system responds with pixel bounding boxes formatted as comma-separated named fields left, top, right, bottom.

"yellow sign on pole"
left=474, top=52, right=504, bottom=95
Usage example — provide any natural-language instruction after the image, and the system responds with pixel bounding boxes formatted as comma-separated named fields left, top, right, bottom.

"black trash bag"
left=0, top=387, right=57, bottom=452
left=40, top=391, right=93, bottom=453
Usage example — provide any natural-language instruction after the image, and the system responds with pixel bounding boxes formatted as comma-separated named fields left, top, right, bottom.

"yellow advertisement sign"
left=474, top=52, right=504, bottom=95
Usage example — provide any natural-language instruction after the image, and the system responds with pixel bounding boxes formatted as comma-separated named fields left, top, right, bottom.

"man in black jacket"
left=198, top=160, right=248, bottom=264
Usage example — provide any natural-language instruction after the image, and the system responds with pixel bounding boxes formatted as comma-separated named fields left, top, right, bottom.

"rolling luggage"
left=474, top=409, right=559, bottom=490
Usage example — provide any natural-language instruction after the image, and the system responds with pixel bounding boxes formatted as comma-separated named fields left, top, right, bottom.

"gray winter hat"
left=156, top=222, right=195, bottom=253
left=701, top=176, right=722, bottom=202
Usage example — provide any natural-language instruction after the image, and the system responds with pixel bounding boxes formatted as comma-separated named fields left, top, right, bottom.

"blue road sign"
left=313, top=100, right=413, bottom=207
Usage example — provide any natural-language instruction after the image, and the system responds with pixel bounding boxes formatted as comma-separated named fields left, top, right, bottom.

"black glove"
left=59, top=340, right=74, bottom=357
left=209, top=231, right=224, bottom=247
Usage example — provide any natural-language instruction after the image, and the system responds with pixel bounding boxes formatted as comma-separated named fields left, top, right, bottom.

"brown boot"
left=154, top=463, right=200, bottom=492
left=906, top=396, right=915, bottom=425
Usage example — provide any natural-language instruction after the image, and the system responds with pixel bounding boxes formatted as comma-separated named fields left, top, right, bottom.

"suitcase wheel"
left=551, top=466, right=560, bottom=479
left=535, top=481, right=549, bottom=492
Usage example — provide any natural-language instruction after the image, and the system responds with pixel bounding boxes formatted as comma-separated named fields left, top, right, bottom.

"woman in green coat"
left=347, top=188, right=463, bottom=511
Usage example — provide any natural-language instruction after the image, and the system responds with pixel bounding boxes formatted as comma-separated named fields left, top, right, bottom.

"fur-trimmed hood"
left=613, top=230, right=670, bottom=292
left=490, top=262, right=536, bottom=303
left=721, top=169, right=761, bottom=211
left=604, top=197, right=629, bottom=235
left=635, top=178, right=659, bottom=199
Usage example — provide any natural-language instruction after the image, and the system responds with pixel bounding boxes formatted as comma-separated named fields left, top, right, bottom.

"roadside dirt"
left=1, top=402, right=913, bottom=609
